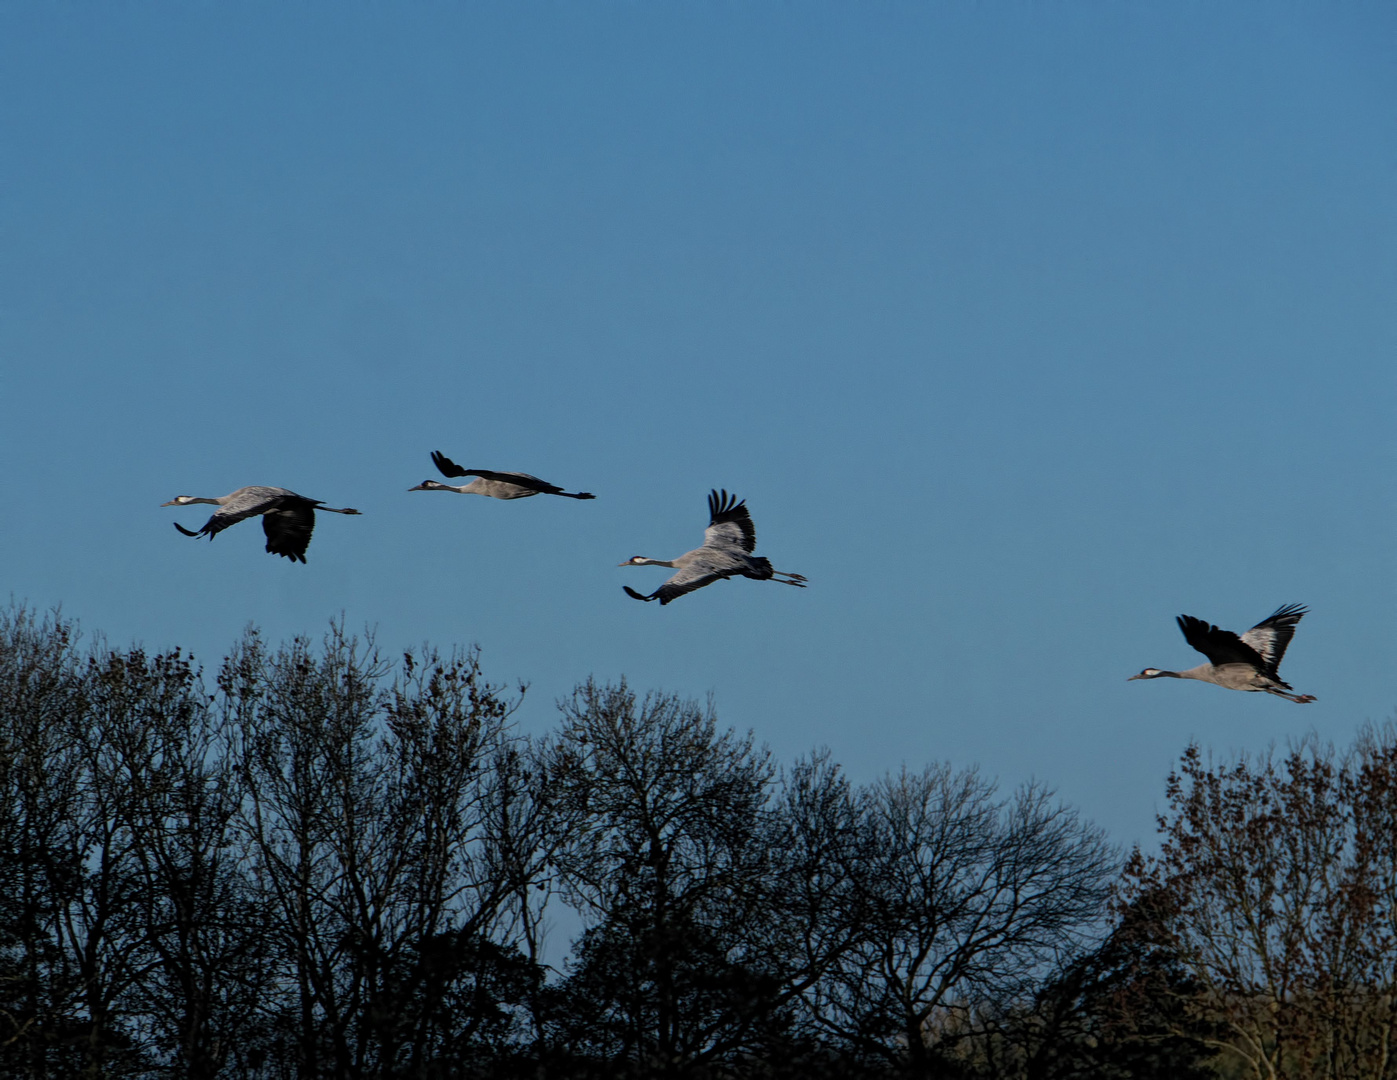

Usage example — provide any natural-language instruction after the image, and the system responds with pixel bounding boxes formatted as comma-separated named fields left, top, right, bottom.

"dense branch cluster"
left=1121, top=736, right=1397, bottom=1080
left=0, top=605, right=1392, bottom=1079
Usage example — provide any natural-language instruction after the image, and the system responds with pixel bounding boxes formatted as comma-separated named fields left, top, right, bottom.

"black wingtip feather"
left=706, top=487, right=745, bottom=522
left=1264, top=603, right=1308, bottom=624
left=623, top=586, right=654, bottom=602
left=431, top=450, right=469, bottom=479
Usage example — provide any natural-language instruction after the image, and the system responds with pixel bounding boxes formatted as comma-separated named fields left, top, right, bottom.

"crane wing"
left=430, top=451, right=583, bottom=496
left=704, top=489, right=757, bottom=553
left=1176, top=615, right=1269, bottom=670
left=192, top=487, right=294, bottom=539
left=1239, top=604, right=1307, bottom=675
left=456, top=468, right=567, bottom=495
left=626, top=563, right=728, bottom=605
left=262, top=504, right=316, bottom=562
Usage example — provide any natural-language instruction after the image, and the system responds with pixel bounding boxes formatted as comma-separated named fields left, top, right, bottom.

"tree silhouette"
left=543, top=679, right=792, bottom=1076
left=0, top=605, right=1240, bottom=1080
left=1122, top=732, right=1397, bottom=1080
left=807, top=765, right=1117, bottom=1076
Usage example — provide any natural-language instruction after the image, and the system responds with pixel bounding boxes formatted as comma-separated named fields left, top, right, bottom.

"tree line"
left=0, top=604, right=1393, bottom=1079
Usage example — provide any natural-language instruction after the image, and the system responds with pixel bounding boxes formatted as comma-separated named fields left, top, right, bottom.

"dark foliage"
left=1120, top=733, right=1397, bottom=1080
left=9, top=603, right=1357, bottom=1080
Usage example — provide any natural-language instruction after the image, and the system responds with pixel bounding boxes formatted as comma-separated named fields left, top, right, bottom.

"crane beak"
left=160, top=499, right=179, bottom=506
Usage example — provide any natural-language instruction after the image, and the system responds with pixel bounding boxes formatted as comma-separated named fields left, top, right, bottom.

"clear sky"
left=2, top=2, right=1393, bottom=851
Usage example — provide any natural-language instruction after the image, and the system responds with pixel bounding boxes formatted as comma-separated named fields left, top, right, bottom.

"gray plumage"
left=1129, top=603, right=1316, bottom=703
left=408, top=451, right=595, bottom=500
left=619, top=489, right=807, bottom=605
left=162, top=486, right=361, bottom=563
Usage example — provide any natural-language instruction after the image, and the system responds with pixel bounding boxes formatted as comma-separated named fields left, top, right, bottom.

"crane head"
left=408, top=480, right=448, bottom=492
left=1128, top=669, right=1163, bottom=681
left=161, top=496, right=196, bottom=506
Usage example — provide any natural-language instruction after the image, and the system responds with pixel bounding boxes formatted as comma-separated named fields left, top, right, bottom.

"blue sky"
left=2, top=2, right=1393, bottom=851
